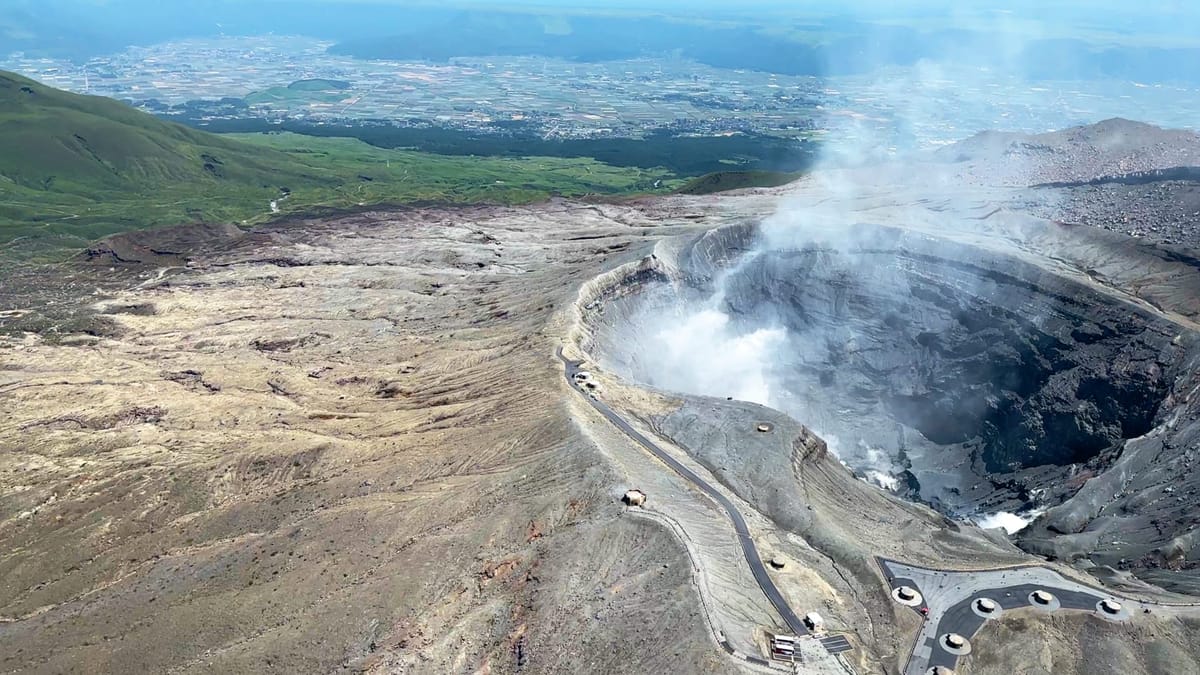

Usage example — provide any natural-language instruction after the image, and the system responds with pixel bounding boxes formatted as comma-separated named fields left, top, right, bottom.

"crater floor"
left=586, top=153, right=1200, bottom=594
left=605, top=224, right=1184, bottom=516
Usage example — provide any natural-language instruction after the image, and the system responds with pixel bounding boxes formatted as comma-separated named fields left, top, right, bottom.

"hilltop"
left=0, top=71, right=319, bottom=189
left=0, top=71, right=677, bottom=263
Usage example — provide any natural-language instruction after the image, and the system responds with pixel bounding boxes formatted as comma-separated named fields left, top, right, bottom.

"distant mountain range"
left=5, top=2, right=1200, bottom=83
left=331, top=12, right=1200, bottom=82
left=0, top=1, right=465, bottom=60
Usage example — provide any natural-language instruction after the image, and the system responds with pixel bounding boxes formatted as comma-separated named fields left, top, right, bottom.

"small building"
left=623, top=489, right=647, bottom=507
left=771, top=643, right=794, bottom=660
left=769, top=634, right=797, bottom=662
left=768, top=557, right=786, bottom=570
left=804, top=612, right=825, bottom=631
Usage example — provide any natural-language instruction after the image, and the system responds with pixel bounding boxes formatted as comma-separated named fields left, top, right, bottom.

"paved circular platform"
left=971, top=596, right=1004, bottom=620
left=1095, top=598, right=1132, bottom=621
left=892, top=585, right=923, bottom=607
left=938, top=633, right=972, bottom=656
left=1028, top=589, right=1061, bottom=612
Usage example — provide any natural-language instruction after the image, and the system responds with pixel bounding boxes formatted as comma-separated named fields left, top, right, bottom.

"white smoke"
left=864, top=470, right=900, bottom=492
left=841, top=440, right=905, bottom=492
left=628, top=2, right=1177, bottom=504
left=643, top=307, right=787, bottom=407
left=862, top=443, right=903, bottom=490
left=727, top=11, right=1062, bottom=494
left=975, top=509, right=1045, bottom=535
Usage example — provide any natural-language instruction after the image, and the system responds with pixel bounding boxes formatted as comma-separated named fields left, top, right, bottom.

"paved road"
left=879, top=558, right=1127, bottom=675
left=559, top=348, right=1200, bottom=675
left=557, top=349, right=810, bottom=639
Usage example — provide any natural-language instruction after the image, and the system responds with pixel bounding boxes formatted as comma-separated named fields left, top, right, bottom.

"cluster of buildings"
left=2, top=36, right=826, bottom=140
left=6, top=34, right=1197, bottom=147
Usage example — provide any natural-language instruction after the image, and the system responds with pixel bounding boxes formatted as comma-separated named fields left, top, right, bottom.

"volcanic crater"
left=584, top=211, right=1200, bottom=591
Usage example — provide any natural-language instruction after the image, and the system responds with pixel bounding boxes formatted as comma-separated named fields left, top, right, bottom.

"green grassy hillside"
left=288, top=79, right=351, bottom=91
left=0, top=71, right=320, bottom=189
left=245, top=78, right=352, bottom=104
left=0, top=71, right=679, bottom=263
left=678, top=170, right=802, bottom=195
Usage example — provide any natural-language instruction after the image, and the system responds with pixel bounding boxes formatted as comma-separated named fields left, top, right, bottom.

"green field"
left=287, top=79, right=352, bottom=91
left=245, top=78, right=353, bottom=105
left=678, top=170, right=803, bottom=195
left=0, top=71, right=681, bottom=263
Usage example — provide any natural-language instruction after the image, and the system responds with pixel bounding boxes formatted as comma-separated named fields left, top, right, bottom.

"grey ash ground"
left=946, top=118, right=1200, bottom=250
left=4, top=118, right=1200, bottom=674
left=1032, top=178, right=1200, bottom=249
left=588, top=118, right=1200, bottom=598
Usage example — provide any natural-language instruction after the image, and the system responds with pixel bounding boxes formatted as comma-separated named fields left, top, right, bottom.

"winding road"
left=557, top=348, right=810, bottom=639
left=558, top=348, right=1200, bottom=674
left=879, top=558, right=1125, bottom=674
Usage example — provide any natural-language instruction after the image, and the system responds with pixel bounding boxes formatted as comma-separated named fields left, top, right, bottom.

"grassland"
left=244, top=78, right=352, bottom=104
left=0, top=70, right=681, bottom=263
left=678, top=170, right=802, bottom=195
left=197, top=118, right=819, bottom=177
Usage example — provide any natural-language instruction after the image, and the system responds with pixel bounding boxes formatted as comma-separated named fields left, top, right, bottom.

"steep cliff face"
left=721, top=233, right=1181, bottom=478
left=587, top=218, right=1200, bottom=593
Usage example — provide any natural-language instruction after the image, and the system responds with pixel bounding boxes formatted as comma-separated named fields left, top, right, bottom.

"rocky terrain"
left=934, top=118, right=1200, bottom=251
left=937, top=118, right=1200, bottom=187
left=584, top=119, right=1200, bottom=595
left=593, top=222, right=1189, bottom=510
left=4, top=118, right=1200, bottom=674
left=1029, top=177, right=1200, bottom=250
left=0, top=203, right=739, bottom=674
left=959, top=612, right=1200, bottom=675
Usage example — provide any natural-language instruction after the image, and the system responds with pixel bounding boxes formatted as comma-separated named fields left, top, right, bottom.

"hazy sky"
left=268, top=0, right=1198, bottom=13
left=9, top=0, right=1200, bottom=54
left=238, top=0, right=1200, bottom=45
left=49, top=0, right=1200, bottom=12
left=29, top=0, right=1200, bottom=23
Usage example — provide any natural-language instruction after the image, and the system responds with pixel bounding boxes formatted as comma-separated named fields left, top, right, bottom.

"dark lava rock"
left=713, top=228, right=1182, bottom=499
left=81, top=221, right=245, bottom=267
left=591, top=213, right=1200, bottom=593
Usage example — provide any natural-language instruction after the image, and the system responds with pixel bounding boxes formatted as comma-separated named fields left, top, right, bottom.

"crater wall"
left=581, top=219, right=1200, bottom=593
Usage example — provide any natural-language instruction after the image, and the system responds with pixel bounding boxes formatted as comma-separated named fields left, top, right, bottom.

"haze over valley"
left=3, top=2, right=1200, bottom=674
